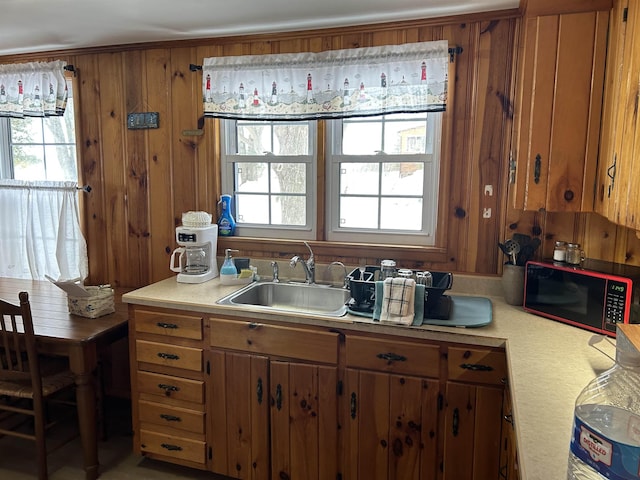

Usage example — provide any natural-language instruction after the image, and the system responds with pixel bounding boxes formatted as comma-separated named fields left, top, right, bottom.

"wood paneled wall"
left=3, top=10, right=639, bottom=288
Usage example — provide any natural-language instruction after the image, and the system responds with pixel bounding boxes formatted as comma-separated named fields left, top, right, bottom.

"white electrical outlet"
left=483, top=207, right=492, bottom=218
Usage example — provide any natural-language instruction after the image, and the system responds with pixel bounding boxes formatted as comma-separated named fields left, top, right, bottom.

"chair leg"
left=34, top=404, right=49, bottom=480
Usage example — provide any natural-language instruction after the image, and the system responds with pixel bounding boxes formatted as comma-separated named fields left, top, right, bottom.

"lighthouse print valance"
left=0, top=60, right=68, bottom=118
left=202, top=40, right=448, bottom=120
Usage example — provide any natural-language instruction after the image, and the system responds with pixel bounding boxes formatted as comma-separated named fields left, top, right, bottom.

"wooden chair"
left=0, top=291, right=77, bottom=480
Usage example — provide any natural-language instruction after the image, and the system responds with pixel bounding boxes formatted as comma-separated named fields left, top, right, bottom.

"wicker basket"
left=67, top=286, right=115, bottom=318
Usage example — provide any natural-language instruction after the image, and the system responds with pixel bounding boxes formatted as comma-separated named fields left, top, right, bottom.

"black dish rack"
left=346, top=267, right=454, bottom=319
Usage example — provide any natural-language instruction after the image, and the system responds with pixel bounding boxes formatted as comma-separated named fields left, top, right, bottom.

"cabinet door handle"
left=257, top=377, right=263, bottom=404
left=276, top=384, right=283, bottom=410
left=157, top=352, right=180, bottom=360
left=350, top=392, right=357, bottom=419
left=376, top=352, right=407, bottom=363
left=460, top=363, right=494, bottom=372
left=534, top=154, right=541, bottom=184
left=607, top=154, right=617, bottom=198
left=156, top=322, right=178, bottom=329
left=452, top=408, right=459, bottom=436
left=161, top=443, right=183, bottom=452
left=158, top=383, right=180, bottom=395
left=504, top=414, right=514, bottom=426
left=160, top=414, right=181, bottom=422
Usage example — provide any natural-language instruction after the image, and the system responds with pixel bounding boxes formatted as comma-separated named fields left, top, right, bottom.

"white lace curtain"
left=0, top=180, right=88, bottom=281
left=203, top=40, right=449, bottom=120
left=0, top=60, right=69, bottom=118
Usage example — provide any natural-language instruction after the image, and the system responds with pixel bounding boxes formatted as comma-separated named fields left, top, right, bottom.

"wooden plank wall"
left=3, top=11, right=640, bottom=288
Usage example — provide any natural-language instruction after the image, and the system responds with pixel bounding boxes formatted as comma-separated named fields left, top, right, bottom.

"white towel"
left=380, top=277, right=415, bottom=325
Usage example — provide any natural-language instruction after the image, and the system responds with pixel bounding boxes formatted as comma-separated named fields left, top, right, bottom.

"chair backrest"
left=0, top=292, right=43, bottom=392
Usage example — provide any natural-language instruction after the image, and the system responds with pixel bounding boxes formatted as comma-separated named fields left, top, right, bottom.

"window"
left=326, top=112, right=441, bottom=246
left=0, top=79, right=77, bottom=181
left=221, top=119, right=316, bottom=239
left=220, top=112, right=441, bottom=246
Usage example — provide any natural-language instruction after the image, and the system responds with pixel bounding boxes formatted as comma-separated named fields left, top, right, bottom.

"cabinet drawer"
left=136, top=340, right=203, bottom=372
left=140, top=429, right=206, bottom=465
left=138, top=400, right=204, bottom=434
left=345, top=336, right=440, bottom=377
left=135, top=309, right=203, bottom=340
left=447, top=347, right=507, bottom=385
left=210, top=318, right=339, bottom=364
left=137, top=371, right=205, bottom=404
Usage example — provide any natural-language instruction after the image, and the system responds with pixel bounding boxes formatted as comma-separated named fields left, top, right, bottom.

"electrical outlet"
left=483, top=207, right=492, bottom=218
left=484, top=185, right=493, bottom=196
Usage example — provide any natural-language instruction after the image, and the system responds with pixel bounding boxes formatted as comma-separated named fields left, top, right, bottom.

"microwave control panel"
left=604, top=280, right=628, bottom=325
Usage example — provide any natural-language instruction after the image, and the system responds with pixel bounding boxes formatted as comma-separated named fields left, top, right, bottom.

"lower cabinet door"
left=344, top=368, right=440, bottom=480
left=208, top=350, right=270, bottom=480
left=270, top=361, right=339, bottom=480
left=442, top=382, right=504, bottom=480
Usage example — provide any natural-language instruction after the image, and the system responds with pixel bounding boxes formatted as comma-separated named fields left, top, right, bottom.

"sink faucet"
left=328, top=261, right=349, bottom=288
left=290, top=241, right=315, bottom=284
left=271, top=261, right=280, bottom=283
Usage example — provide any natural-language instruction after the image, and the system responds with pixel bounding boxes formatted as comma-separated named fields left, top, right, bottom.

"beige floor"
left=0, top=397, right=223, bottom=480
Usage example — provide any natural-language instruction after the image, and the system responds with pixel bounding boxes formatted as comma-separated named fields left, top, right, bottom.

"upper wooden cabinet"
left=511, top=5, right=609, bottom=212
left=596, top=0, right=640, bottom=230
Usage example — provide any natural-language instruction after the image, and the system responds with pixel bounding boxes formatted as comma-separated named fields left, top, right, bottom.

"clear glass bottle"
left=554, top=241, right=567, bottom=262
left=566, top=243, right=585, bottom=266
left=567, top=327, right=640, bottom=479
left=380, top=259, right=396, bottom=280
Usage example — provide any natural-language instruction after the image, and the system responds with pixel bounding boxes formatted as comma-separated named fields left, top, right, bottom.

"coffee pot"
left=170, top=212, right=219, bottom=283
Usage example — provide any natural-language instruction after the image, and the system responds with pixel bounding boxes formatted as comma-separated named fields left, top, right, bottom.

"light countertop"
left=123, top=273, right=619, bottom=480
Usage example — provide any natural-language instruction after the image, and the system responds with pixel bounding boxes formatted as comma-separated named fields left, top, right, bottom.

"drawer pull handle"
left=275, top=384, right=283, bottom=410
left=158, top=383, right=180, bottom=395
left=460, top=363, right=493, bottom=372
left=504, top=414, right=514, bottom=426
left=161, top=443, right=183, bottom=452
left=350, top=392, right=357, bottom=419
left=158, top=352, right=180, bottom=360
left=156, top=322, right=178, bottom=329
left=248, top=322, right=262, bottom=329
left=377, top=352, right=407, bottom=363
left=257, top=377, right=263, bottom=404
left=160, top=414, right=181, bottom=422
left=452, top=408, right=459, bottom=436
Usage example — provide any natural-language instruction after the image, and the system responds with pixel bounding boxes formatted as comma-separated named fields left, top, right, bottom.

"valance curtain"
left=0, top=180, right=88, bottom=281
left=203, top=40, right=448, bottom=120
left=0, top=60, right=68, bottom=118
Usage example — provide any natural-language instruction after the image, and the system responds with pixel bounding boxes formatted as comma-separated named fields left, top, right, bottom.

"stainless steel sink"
left=217, top=281, right=350, bottom=317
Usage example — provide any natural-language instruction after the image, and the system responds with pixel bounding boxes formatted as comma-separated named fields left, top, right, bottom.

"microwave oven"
left=523, top=259, right=640, bottom=337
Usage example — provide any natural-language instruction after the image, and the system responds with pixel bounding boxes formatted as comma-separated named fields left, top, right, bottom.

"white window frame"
left=325, top=113, right=442, bottom=246
left=220, top=119, right=317, bottom=240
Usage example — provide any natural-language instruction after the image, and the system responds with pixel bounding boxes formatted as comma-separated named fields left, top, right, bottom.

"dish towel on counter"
left=380, top=277, right=416, bottom=325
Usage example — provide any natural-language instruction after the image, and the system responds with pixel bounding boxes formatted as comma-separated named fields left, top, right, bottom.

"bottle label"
left=570, top=415, right=640, bottom=479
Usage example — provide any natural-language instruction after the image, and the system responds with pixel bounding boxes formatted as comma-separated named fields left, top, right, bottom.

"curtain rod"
left=0, top=182, right=91, bottom=192
left=189, top=46, right=464, bottom=71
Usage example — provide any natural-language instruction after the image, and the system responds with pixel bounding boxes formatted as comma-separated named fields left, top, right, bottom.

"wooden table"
left=0, top=278, right=129, bottom=480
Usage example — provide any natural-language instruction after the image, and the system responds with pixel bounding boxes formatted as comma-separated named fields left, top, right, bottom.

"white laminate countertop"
left=123, top=273, right=618, bottom=480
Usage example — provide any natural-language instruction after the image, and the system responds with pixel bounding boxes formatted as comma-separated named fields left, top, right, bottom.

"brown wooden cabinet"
left=596, top=0, right=640, bottom=230
left=208, top=317, right=341, bottom=480
left=128, top=307, right=207, bottom=469
left=511, top=5, right=609, bottom=212
left=129, top=305, right=515, bottom=479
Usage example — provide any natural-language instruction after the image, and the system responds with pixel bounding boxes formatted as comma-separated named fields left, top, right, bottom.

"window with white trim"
left=0, top=79, right=77, bottom=181
left=220, top=112, right=441, bottom=246
left=326, top=112, right=441, bottom=245
left=220, top=119, right=316, bottom=240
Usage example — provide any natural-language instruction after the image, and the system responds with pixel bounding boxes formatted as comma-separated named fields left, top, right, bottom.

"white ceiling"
left=0, top=0, right=519, bottom=57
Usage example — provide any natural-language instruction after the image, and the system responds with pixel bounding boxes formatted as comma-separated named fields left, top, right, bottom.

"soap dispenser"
left=220, top=249, right=239, bottom=284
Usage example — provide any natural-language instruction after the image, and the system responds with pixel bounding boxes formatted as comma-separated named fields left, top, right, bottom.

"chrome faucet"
left=271, top=261, right=280, bottom=283
left=328, top=261, right=349, bottom=288
left=290, top=241, right=315, bottom=284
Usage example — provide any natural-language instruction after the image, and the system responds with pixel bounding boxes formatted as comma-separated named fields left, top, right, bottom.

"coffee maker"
left=170, top=212, right=219, bottom=283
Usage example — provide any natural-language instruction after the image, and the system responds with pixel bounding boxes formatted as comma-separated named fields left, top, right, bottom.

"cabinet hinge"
left=206, top=360, right=210, bottom=375
left=337, top=380, right=343, bottom=396
left=208, top=446, right=212, bottom=460
left=336, top=474, right=343, bottom=480
left=438, top=393, right=443, bottom=411
left=623, top=7, right=628, bottom=22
